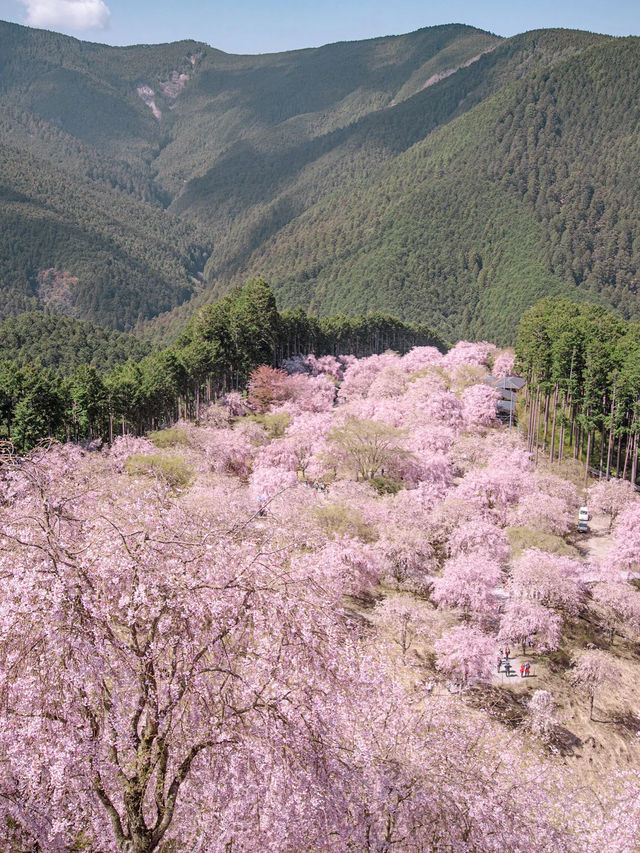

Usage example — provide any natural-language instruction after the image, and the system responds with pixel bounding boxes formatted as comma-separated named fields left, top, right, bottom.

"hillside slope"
left=2, top=21, right=640, bottom=343
left=197, top=31, right=640, bottom=343
left=0, top=140, right=209, bottom=327
left=0, top=20, right=501, bottom=330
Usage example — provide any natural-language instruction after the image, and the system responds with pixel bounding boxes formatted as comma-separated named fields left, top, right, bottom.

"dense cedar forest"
left=516, top=298, right=640, bottom=485
left=2, top=20, right=640, bottom=340
left=0, top=312, right=153, bottom=372
left=0, top=280, right=445, bottom=450
left=229, top=32, right=640, bottom=343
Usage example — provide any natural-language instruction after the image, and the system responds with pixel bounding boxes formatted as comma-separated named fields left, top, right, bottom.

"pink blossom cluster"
left=1, top=340, right=639, bottom=853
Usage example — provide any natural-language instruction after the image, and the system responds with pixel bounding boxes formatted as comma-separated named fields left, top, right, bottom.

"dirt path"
left=573, top=509, right=614, bottom=568
left=492, top=653, right=539, bottom=688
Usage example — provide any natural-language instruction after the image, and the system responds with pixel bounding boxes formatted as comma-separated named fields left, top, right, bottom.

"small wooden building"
left=486, top=375, right=526, bottom=423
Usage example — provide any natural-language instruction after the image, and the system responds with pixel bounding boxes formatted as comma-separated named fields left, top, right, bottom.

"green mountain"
left=0, top=312, right=152, bottom=373
left=1, top=19, right=640, bottom=343
left=223, top=31, right=640, bottom=343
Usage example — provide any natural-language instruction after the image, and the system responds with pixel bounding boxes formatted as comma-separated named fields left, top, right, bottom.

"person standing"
left=525, top=662, right=531, bottom=677
left=520, top=663, right=525, bottom=678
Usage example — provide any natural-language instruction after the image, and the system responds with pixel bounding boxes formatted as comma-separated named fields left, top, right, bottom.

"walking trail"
left=575, top=509, right=615, bottom=568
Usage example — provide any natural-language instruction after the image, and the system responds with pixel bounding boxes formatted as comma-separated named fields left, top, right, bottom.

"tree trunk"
left=606, top=394, right=616, bottom=480
left=585, top=429, right=593, bottom=486
left=616, top=434, right=622, bottom=479
left=527, top=389, right=536, bottom=453
left=533, top=391, right=542, bottom=465
left=542, top=392, right=550, bottom=453
left=558, top=391, right=566, bottom=462
left=549, top=385, right=558, bottom=462
left=623, top=431, right=631, bottom=481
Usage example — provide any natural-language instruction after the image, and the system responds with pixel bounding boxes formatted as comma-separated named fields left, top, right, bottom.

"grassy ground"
left=366, top=502, right=640, bottom=785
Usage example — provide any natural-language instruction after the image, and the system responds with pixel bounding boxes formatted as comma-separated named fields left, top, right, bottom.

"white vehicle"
left=578, top=506, right=589, bottom=522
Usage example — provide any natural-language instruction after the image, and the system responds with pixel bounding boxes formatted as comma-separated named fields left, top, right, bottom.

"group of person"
left=303, top=480, right=329, bottom=492
left=497, top=648, right=532, bottom=678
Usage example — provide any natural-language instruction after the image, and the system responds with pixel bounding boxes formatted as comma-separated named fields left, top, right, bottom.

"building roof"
left=487, top=374, right=526, bottom=391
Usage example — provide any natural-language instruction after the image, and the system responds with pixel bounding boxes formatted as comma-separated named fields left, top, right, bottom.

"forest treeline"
left=0, top=312, right=152, bottom=373
left=516, top=297, right=640, bottom=485
left=7, top=20, right=640, bottom=344
left=0, top=279, right=445, bottom=450
left=225, top=33, right=640, bottom=344
left=0, top=140, right=210, bottom=329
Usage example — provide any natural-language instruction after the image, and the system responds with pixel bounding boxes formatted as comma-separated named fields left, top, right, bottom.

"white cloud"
left=20, top=0, right=111, bottom=31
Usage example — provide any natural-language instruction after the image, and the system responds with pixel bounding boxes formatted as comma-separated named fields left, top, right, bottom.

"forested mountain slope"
left=202, top=31, right=640, bottom=343
left=175, top=29, right=604, bottom=287
left=0, top=312, right=152, bottom=372
left=2, top=20, right=640, bottom=343
left=0, top=19, right=501, bottom=331
left=0, top=141, right=209, bottom=326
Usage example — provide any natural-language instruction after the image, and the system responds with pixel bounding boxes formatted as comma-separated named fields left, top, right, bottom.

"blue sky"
left=0, top=0, right=639, bottom=52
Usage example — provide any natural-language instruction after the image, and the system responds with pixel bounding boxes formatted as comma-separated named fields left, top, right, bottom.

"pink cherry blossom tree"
left=295, top=537, right=382, bottom=596
left=460, top=383, right=500, bottom=431
left=434, top=625, right=496, bottom=685
left=303, top=352, right=344, bottom=380
left=491, top=348, right=516, bottom=378
left=456, top=467, right=522, bottom=524
left=442, top=341, right=497, bottom=368
left=418, top=390, right=464, bottom=431
left=406, top=423, right=456, bottom=456
left=591, top=581, right=640, bottom=643
left=431, top=554, right=502, bottom=622
left=0, top=448, right=360, bottom=852
left=509, top=548, right=586, bottom=616
left=447, top=519, right=510, bottom=563
left=375, top=526, right=437, bottom=593
left=611, top=503, right=640, bottom=573
left=396, top=449, right=453, bottom=491
left=570, top=649, right=622, bottom=720
left=498, top=599, right=563, bottom=655
left=589, top=479, right=637, bottom=529
left=282, top=411, right=333, bottom=479
left=399, top=345, right=444, bottom=373
left=204, top=426, right=257, bottom=476
left=508, top=490, right=573, bottom=535
left=108, top=434, right=157, bottom=471
left=337, top=353, right=398, bottom=402
left=373, top=596, right=431, bottom=658
left=222, top=389, right=250, bottom=417
left=248, top=462, right=298, bottom=500
left=368, top=364, right=408, bottom=399
left=525, top=690, right=558, bottom=742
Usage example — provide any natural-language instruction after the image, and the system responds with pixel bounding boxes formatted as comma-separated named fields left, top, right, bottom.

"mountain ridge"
left=0, top=19, right=638, bottom=343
